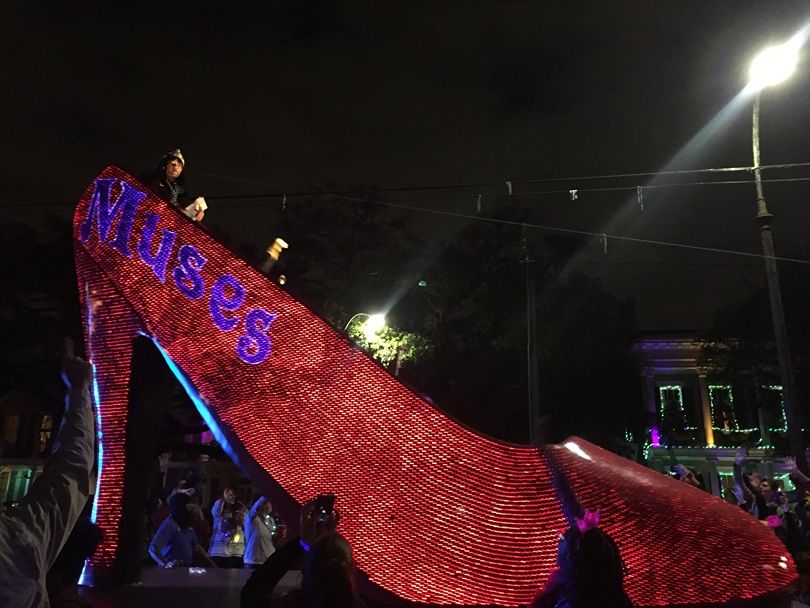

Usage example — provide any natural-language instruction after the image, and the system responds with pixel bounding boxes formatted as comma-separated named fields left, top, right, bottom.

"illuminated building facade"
left=635, top=334, right=793, bottom=496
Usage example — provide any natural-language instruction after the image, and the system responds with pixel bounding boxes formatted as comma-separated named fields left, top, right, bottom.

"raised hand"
left=61, top=352, right=93, bottom=391
left=300, top=499, right=340, bottom=549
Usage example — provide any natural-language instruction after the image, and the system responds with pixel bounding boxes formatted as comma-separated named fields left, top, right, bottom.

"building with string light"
left=634, top=333, right=793, bottom=497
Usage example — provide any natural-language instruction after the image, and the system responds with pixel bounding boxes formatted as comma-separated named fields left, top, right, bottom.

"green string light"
left=647, top=444, right=776, bottom=450
left=709, top=384, right=739, bottom=431
left=764, top=385, right=787, bottom=432
left=658, top=385, right=687, bottom=428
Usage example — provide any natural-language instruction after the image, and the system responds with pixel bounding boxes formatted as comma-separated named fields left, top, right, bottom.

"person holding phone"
left=241, top=495, right=364, bottom=608
left=209, top=488, right=244, bottom=568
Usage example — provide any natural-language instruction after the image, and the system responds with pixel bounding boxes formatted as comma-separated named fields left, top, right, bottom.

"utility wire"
left=7, top=134, right=810, bottom=196
left=319, top=193, right=810, bottom=266
left=200, top=162, right=810, bottom=199
left=4, top=164, right=810, bottom=266
left=204, top=175, right=810, bottom=205
left=6, top=186, right=809, bottom=265
left=351, top=0, right=539, bottom=11
left=6, top=174, right=810, bottom=210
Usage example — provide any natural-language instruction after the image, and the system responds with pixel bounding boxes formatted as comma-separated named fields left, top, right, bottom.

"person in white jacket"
left=0, top=351, right=95, bottom=607
left=243, top=496, right=276, bottom=568
left=209, top=489, right=247, bottom=568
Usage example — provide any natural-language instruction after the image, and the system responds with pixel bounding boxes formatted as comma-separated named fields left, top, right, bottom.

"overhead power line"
left=5, top=173, right=810, bottom=211
left=351, top=0, right=539, bottom=12
left=3, top=161, right=810, bottom=267
left=316, top=194, right=810, bottom=266
left=200, top=161, right=810, bottom=199
left=204, top=175, right=810, bottom=205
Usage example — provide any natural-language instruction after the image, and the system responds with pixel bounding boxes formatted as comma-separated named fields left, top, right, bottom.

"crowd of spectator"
left=0, top=348, right=629, bottom=608
left=734, top=448, right=810, bottom=603
left=667, top=447, right=810, bottom=605
left=146, top=484, right=282, bottom=572
left=7, top=348, right=810, bottom=607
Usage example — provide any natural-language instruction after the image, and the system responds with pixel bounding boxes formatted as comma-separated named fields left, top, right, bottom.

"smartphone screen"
left=315, top=493, right=336, bottom=515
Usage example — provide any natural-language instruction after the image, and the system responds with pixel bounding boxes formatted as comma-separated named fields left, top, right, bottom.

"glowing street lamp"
left=344, top=312, right=387, bottom=341
left=748, top=39, right=800, bottom=91
left=746, top=36, right=805, bottom=470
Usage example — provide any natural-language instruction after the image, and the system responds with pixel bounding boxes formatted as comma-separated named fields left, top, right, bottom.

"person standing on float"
left=143, top=149, right=206, bottom=221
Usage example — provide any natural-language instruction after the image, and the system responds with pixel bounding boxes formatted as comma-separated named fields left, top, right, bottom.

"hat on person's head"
left=168, top=491, right=191, bottom=512
left=168, top=491, right=192, bottom=527
left=162, top=149, right=185, bottom=167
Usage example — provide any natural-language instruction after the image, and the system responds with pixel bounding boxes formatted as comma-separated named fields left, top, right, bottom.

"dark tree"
left=361, top=198, right=647, bottom=447
left=702, top=254, right=810, bottom=450
left=0, top=217, right=82, bottom=398
left=273, top=193, right=419, bottom=326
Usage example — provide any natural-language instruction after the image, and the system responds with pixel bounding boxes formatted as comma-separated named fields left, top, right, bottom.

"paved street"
left=78, top=567, right=301, bottom=608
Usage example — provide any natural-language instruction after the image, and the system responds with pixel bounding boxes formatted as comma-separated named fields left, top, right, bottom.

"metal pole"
left=751, top=91, right=806, bottom=472
left=520, top=225, right=541, bottom=444
left=393, top=344, right=404, bottom=377
left=344, top=312, right=368, bottom=332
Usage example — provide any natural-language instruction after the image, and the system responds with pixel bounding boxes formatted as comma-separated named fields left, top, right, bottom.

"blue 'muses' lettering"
left=79, top=174, right=280, bottom=365
left=137, top=213, right=177, bottom=284
left=209, top=275, right=246, bottom=331
left=172, top=244, right=207, bottom=300
left=237, top=309, right=278, bottom=364
left=79, top=178, right=147, bottom=256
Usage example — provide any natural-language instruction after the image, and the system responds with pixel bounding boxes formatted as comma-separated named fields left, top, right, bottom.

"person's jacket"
left=0, top=380, right=94, bottom=607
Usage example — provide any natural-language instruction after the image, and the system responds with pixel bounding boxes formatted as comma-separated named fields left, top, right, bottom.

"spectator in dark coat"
left=531, top=511, right=634, bottom=608
left=142, top=149, right=206, bottom=221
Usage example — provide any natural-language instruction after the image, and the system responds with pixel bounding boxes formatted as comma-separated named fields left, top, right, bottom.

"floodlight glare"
left=344, top=311, right=388, bottom=340
left=364, top=314, right=387, bottom=335
left=749, top=41, right=800, bottom=90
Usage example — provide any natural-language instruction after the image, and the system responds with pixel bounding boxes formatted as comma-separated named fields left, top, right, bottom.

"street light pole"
left=751, top=89, right=806, bottom=472
left=520, top=225, right=541, bottom=444
left=344, top=312, right=386, bottom=333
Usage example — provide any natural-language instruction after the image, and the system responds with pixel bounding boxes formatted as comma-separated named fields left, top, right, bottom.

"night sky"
left=3, top=1, right=810, bottom=330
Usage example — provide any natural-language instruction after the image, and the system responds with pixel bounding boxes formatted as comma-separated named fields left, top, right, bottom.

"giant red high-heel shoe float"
left=74, top=167, right=794, bottom=607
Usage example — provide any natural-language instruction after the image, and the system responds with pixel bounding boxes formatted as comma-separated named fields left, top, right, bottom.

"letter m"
left=78, top=178, right=146, bottom=257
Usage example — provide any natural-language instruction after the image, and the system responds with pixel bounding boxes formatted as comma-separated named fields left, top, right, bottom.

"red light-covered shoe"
left=74, top=167, right=795, bottom=606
